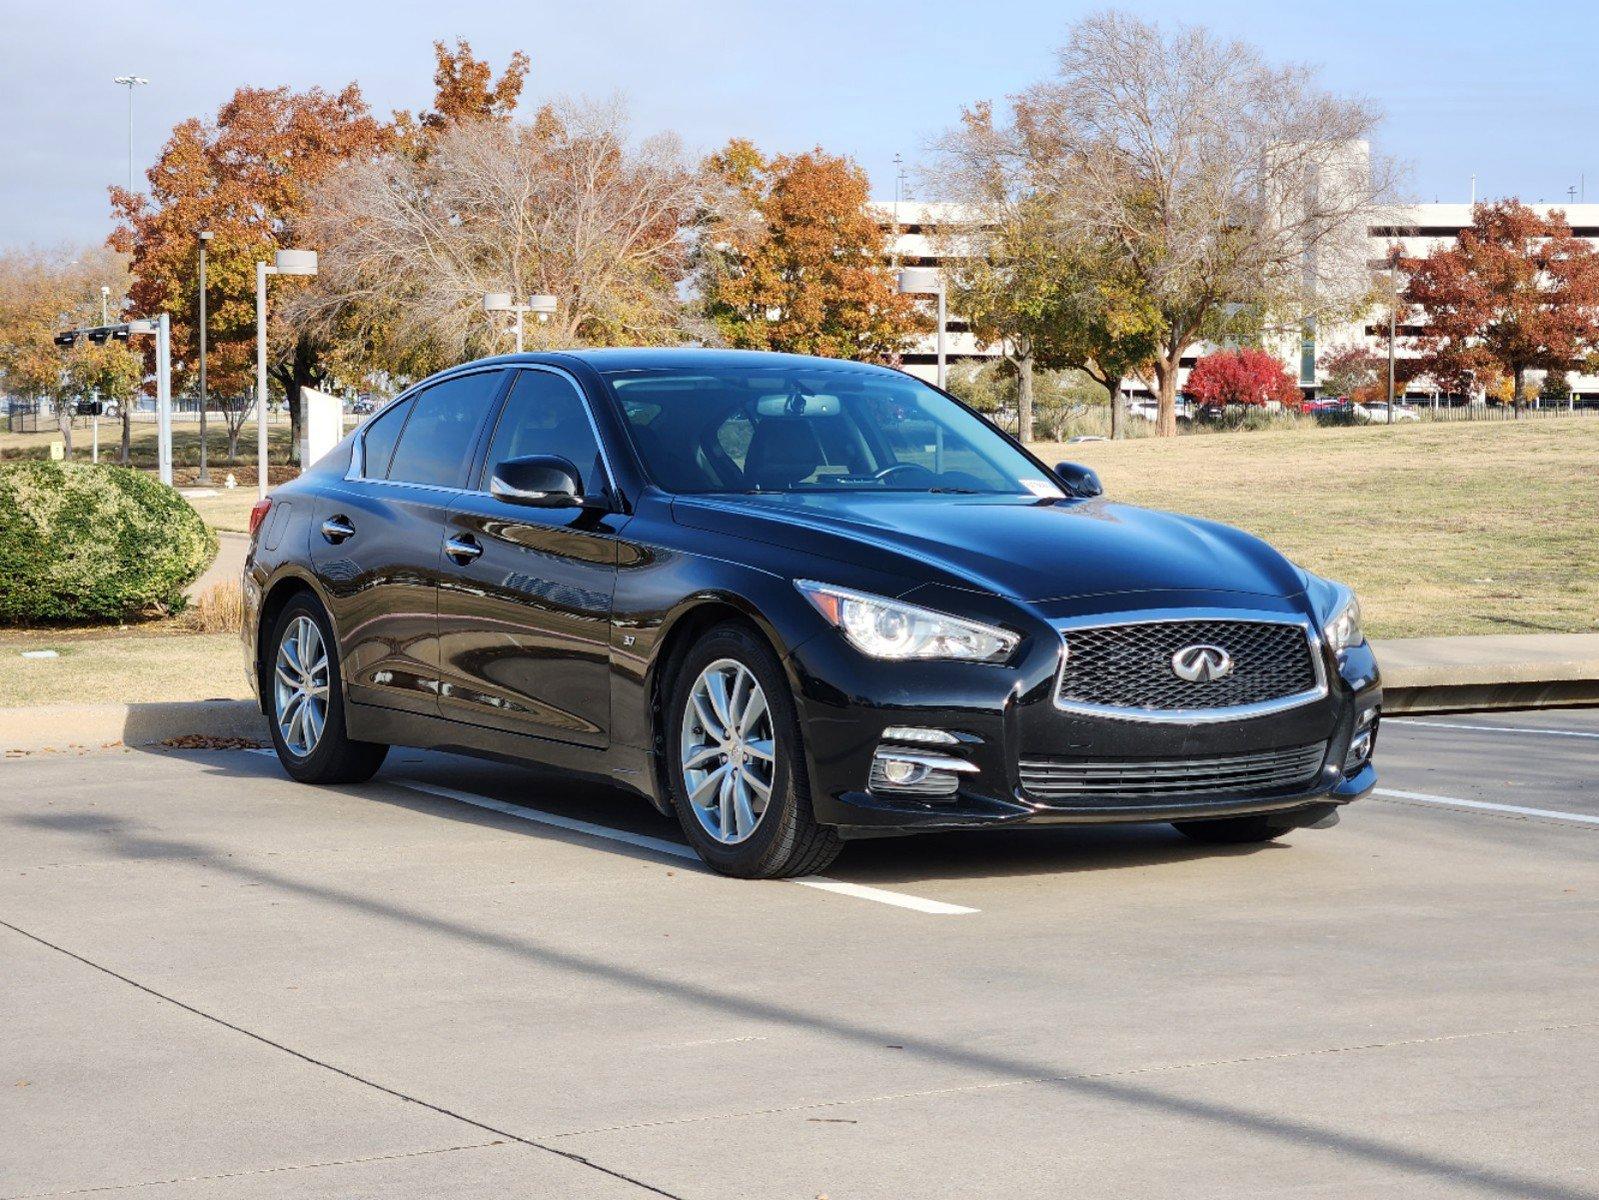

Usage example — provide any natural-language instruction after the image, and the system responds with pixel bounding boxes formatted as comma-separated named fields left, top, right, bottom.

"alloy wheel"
left=274, top=614, right=330, bottom=758
left=679, top=658, right=775, bottom=844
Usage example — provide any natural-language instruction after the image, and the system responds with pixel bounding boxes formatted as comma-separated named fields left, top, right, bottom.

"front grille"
left=1058, top=619, right=1318, bottom=714
left=1020, top=742, right=1327, bottom=802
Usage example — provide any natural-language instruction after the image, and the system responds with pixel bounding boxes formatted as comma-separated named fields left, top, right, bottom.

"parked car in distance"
left=1127, top=397, right=1194, bottom=422
left=243, top=349, right=1380, bottom=878
left=1354, top=401, right=1420, bottom=423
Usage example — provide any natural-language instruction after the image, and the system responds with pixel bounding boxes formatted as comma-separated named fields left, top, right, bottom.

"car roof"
left=478, top=347, right=906, bottom=376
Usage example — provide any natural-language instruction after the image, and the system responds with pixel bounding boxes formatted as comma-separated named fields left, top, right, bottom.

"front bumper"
left=786, top=604, right=1381, bottom=839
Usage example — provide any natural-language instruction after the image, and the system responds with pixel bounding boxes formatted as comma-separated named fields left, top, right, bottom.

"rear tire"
left=1171, top=814, right=1282, bottom=844
left=267, top=594, right=388, bottom=785
left=665, top=622, right=841, bottom=878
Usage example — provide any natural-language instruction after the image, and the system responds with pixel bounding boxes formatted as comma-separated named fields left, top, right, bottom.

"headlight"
left=796, top=581, right=1020, bottom=663
left=1323, top=590, right=1365, bottom=653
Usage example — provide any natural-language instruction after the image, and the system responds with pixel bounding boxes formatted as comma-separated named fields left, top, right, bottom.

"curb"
left=0, top=700, right=267, bottom=754
left=1373, top=633, right=1599, bottom=714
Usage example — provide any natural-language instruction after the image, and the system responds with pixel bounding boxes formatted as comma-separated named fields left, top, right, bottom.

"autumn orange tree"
left=1403, top=201, right=1599, bottom=413
left=108, top=82, right=390, bottom=460
left=697, top=141, right=924, bottom=359
left=0, top=246, right=140, bottom=458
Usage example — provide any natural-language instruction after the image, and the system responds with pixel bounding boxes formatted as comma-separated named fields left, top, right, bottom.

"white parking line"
left=1386, top=718, right=1599, bottom=741
left=788, top=877, right=980, bottom=915
left=395, top=779, right=979, bottom=915
left=1373, top=787, right=1599, bottom=827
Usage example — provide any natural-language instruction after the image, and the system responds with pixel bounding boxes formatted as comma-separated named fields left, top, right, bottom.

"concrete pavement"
left=2, top=713, right=1596, bottom=1198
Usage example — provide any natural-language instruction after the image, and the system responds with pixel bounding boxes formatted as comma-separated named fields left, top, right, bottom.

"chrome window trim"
left=1051, top=608, right=1329, bottom=723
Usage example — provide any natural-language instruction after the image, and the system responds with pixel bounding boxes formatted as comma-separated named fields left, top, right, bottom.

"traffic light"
left=87, top=327, right=111, bottom=345
left=53, top=331, right=77, bottom=349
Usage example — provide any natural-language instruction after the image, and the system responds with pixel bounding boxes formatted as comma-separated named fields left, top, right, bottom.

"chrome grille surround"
left=1020, top=742, right=1328, bottom=803
left=1053, top=610, right=1328, bottom=723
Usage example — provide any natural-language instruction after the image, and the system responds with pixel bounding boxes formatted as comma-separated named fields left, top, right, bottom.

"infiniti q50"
left=243, top=349, right=1380, bottom=878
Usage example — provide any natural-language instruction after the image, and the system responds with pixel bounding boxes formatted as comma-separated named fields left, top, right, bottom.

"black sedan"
left=243, top=349, right=1380, bottom=878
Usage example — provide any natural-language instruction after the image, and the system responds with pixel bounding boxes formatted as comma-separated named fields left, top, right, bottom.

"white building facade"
left=875, top=200, right=1599, bottom=404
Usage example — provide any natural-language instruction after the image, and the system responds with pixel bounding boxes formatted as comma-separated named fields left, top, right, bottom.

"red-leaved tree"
left=1184, top=348, right=1302, bottom=408
left=1402, top=201, right=1599, bottom=413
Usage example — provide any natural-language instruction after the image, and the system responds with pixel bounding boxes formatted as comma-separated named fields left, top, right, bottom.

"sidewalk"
left=1374, top=632, right=1599, bottom=713
left=186, top=529, right=249, bottom=600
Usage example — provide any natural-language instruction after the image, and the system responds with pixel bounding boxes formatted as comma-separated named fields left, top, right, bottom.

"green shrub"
left=0, top=461, right=217, bottom=624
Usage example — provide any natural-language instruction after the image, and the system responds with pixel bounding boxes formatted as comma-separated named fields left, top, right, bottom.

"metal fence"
left=5, top=396, right=295, bottom=435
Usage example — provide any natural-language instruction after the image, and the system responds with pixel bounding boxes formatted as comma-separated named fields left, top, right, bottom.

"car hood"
left=671, top=492, right=1306, bottom=604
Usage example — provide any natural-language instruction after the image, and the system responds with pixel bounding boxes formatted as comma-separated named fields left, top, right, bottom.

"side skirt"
left=345, top=701, right=660, bottom=808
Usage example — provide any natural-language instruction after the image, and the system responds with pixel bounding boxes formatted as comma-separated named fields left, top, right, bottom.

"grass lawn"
left=0, top=417, right=296, bottom=470
left=0, top=629, right=248, bottom=708
left=184, top=488, right=271, bottom=533
left=1036, top=419, right=1599, bottom=638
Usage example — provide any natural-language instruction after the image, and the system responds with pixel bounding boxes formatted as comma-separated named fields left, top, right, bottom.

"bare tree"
left=1016, top=11, right=1394, bottom=434
left=290, top=98, right=698, bottom=375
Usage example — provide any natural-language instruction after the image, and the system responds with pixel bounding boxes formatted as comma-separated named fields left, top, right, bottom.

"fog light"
left=882, top=759, right=919, bottom=785
left=868, top=748, right=977, bottom=798
left=1344, top=728, right=1373, bottom=772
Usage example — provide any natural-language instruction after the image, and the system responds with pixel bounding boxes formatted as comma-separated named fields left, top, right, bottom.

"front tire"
left=665, top=623, right=841, bottom=878
left=267, top=594, right=388, bottom=785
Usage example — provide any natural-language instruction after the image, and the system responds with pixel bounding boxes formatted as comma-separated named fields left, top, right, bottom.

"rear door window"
left=386, top=372, right=505, bottom=489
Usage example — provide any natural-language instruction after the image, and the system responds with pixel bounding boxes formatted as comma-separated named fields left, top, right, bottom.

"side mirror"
left=1053, top=461, right=1103, bottom=498
left=490, top=455, right=584, bottom=508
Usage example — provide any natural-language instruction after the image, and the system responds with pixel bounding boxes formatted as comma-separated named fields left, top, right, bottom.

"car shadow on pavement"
left=208, top=745, right=1286, bottom=884
left=5, top=790, right=1587, bottom=1200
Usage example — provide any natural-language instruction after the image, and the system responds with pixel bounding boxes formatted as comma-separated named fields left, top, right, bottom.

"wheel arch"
left=643, top=593, right=799, bottom=814
left=253, top=570, right=334, bottom=715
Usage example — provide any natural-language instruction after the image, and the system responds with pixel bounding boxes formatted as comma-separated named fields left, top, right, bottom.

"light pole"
left=256, top=249, right=318, bottom=500
left=1386, top=251, right=1400, bottom=426
left=197, top=230, right=212, bottom=483
left=94, top=286, right=110, bottom=465
left=112, top=76, right=149, bottom=194
left=125, top=317, right=173, bottom=484
left=483, top=292, right=558, bottom=353
left=898, top=267, right=946, bottom=389
left=891, top=153, right=905, bottom=269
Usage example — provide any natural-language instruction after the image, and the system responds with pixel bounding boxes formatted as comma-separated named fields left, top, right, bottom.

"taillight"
left=248, top=498, right=273, bottom=537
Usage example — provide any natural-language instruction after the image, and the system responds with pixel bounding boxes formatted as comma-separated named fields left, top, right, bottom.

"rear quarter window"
left=359, top=398, right=413, bottom=479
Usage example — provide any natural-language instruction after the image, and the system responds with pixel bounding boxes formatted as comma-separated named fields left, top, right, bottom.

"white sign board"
left=298, top=386, right=343, bottom=472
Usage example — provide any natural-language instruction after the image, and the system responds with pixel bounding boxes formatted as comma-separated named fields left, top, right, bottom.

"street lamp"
left=256, top=248, right=318, bottom=500
left=898, top=266, right=946, bottom=389
left=483, top=291, right=558, bottom=353
left=112, top=76, right=149, bottom=194
left=197, top=230, right=213, bottom=483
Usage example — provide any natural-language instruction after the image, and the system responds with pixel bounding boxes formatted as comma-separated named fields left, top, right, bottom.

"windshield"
left=601, top=364, right=1061, bottom=497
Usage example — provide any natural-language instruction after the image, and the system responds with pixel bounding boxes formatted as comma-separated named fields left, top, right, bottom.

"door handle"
left=444, top=533, right=483, bottom=564
left=320, top=515, right=355, bottom=544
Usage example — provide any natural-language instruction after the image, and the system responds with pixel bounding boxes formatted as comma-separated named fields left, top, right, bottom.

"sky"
left=3, top=0, right=1598, bottom=251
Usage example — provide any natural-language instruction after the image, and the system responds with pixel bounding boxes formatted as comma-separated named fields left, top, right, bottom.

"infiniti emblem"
left=1171, top=644, right=1233, bottom=683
